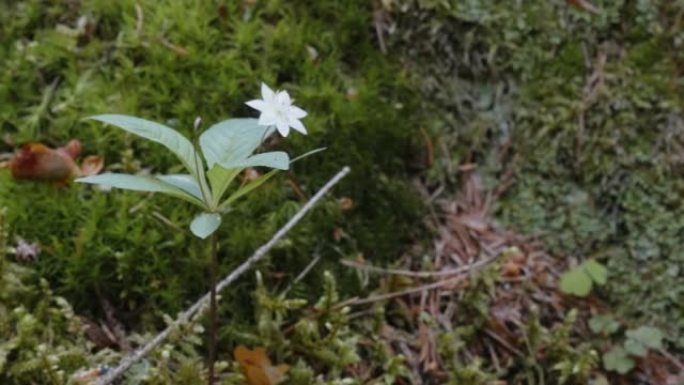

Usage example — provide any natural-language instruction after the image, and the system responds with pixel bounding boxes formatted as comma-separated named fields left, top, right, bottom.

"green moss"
left=0, top=0, right=425, bottom=328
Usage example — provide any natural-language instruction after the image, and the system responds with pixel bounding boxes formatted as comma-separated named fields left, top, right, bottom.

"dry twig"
left=340, top=254, right=497, bottom=278
left=338, top=255, right=496, bottom=308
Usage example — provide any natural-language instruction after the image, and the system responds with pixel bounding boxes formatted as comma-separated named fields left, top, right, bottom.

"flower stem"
left=207, top=232, right=218, bottom=385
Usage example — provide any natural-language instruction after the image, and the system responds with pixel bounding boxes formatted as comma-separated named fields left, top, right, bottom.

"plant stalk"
left=207, top=231, right=218, bottom=385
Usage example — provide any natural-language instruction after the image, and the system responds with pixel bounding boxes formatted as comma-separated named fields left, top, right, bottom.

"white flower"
left=14, top=237, right=40, bottom=262
left=246, top=83, right=308, bottom=137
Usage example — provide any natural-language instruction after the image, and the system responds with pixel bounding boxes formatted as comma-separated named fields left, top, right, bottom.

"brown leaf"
left=9, top=140, right=103, bottom=183
left=57, top=139, right=82, bottom=160
left=333, top=227, right=347, bottom=241
left=10, top=143, right=78, bottom=183
left=339, top=197, right=354, bottom=211
left=234, top=345, right=289, bottom=385
left=78, top=155, right=104, bottom=177
left=244, top=167, right=260, bottom=182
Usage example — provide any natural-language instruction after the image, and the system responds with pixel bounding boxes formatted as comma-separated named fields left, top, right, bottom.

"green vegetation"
left=0, top=0, right=424, bottom=319
left=559, top=259, right=607, bottom=297
left=1, top=0, right=682, bottom=383
left=388, top=0, right=684, bottom=350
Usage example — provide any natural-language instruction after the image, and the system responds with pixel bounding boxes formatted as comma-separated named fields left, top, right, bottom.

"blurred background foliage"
left=0, top=0, right=683, bottom=383
left=386, top=0, right=684, bottom=349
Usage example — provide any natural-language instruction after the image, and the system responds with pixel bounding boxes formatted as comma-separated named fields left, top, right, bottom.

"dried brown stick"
left=341, top=277, right=462, bottom=308
left=484, top=328, right=524, bottom=358
left=95, top=166, right=350, bottom=385
left=657, top=348, right=684, bottom=372
left=339, top=256, right=497, bottom=308
left=340, top=254, right=498, bottom=278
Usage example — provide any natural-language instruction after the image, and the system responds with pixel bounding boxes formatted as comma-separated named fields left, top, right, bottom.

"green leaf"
left=220, top=169, right=279, bottom=209
left=559, top=267, right=593, bottom=297
left=624, top=338, right=648, bottom=357
left=199, top=118, right=274, bottom=168
left=89, top=114, right=201, bottom=178
left=157, top=174, right=203, bottom=201
left=589, top=315, right=620, bottom=334
left=603, top=347, right=634, bottom=374
left=583, top=259, right=608, bottom=286
left=290, top=147, right=327, bottom=162
left=591, top=375, right=610, bottom=385
left=210, top=146, right=324, bottom=210
left=190, top=213, right=221, bottom=239
left=76, top=173, right=205, bottom=208
left=625, top=326, right=663, bottom=350
left=224, top=151, right=290, bottom=170
left=207, top=166, right=242, bottom=207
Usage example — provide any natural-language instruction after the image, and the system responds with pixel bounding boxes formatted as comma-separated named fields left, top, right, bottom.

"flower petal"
left=276, top=90, right=291, bottom=106
left=261, top=83, right=275, bottom=102
left=258, top=110, right=278, bottom=126
left=289, top=118, right=307, bottom=135
left=276, top=121, right=290, bottom=137
left=246, top=99, right=268, bottom=111
left=288, top=106, right=307, bottom=119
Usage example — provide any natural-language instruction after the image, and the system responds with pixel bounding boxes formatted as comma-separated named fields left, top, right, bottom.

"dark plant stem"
left=207, top=232, right=218, bottom=385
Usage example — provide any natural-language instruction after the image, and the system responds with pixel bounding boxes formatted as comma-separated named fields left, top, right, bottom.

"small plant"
left=558, top=259, right=607, bottom=297
left=588, top=313, right=666, bottom=375
left=77, top=83, right=318, bottom=384
left=600, top=324, right=665, bottom=375
left=561, top=260, right=668, bottom=375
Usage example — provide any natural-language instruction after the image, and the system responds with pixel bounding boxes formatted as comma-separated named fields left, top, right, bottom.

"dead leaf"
left=71, top=366, right=111, bottom=384
left=333, top=227, right=347, bottom=241
left=57, top=139, right=81, bottom=159
left=9, top=140, right=103, bottom=183
left=10, top=142, right=79, bottom=183
left=501, top=260, right=521, bottom=277
left=244, top=167, right=260, bottom=182
left=339, top=197, right=354, bottom=211
left=79, top=155, right=104, bottom=176
left=234, top=345, right=289, bottom=385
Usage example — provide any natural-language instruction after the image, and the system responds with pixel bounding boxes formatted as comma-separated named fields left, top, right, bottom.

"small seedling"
left=559, top=259, right=607, bottom=297
left=589, top=314, right=620, bottom=335
left=589, top=315, right=665, bottom=374
left=602, top=346, right=634, bottom=375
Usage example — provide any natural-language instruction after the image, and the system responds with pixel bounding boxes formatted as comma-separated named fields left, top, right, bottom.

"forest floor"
left=0, top=1, right=682, bottom=384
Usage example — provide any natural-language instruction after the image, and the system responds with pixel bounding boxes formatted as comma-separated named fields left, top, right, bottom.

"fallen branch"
left=95, top=166, right=351, bottom=385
